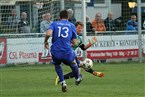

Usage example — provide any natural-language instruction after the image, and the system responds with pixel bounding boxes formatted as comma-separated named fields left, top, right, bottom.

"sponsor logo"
left=9, top=51, right=37, bottom=59
left=0, top=38, right=7, bottom=65
left=0, top=42, right=4, bottom=60
left=38, top=53, right=51, bottom=62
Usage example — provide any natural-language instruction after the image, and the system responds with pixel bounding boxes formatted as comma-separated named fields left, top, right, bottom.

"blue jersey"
left=49, top=20, right=77, bottom=59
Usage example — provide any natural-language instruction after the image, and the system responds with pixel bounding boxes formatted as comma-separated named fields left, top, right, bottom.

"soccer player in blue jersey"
left=44, top=10, right=81, bottom=92
left=55, top=21, right=104, bottom=85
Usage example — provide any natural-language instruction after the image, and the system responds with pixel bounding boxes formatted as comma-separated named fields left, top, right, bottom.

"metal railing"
left=0, top=30, right=145, bottom=37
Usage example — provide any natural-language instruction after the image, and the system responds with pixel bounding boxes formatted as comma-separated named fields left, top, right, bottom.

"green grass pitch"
left=0, top=62, right=145, bottom=97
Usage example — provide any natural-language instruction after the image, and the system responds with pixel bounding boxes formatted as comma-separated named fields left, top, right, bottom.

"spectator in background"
left=40, top=13, right=52, bottom=33
left=126, top=15, right=138, bottom=61
left=104, top=12, right=116, bottom=31
left=92, top=12, right=106, bottom=63
left=35, top=14, right=46, bottom=33
left=114, top=17, right=122, bottom=30
left=67, top=8, right=76, bottom=24
left=18, top=12, right=30, bottom=33
left=86, top=16, right=94, bottom=34
left=126, top=15, right=138, bottom=34
left=42, top=14, right=46, bottom=21
left=40, top=13, right=52, bottom=58
left=92, top=12, right=106, bottom=33
left=7, top=9, right=19, bottom=33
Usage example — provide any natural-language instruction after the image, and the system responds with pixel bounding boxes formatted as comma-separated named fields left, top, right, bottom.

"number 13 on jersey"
left=58, top=26, right=69, bottom=38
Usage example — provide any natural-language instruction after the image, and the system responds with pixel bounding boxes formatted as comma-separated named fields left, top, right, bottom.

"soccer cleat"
left=75, top=80, right=81, bottom=86
left=61, top=83, right=67, bottom=92
left=55, top=76, right=60, bottom=86
left=93, top=71, right=104, bottom=78
left=79, top=74, right=83, bottom=80
left=75, top=74, right=83, bottom=85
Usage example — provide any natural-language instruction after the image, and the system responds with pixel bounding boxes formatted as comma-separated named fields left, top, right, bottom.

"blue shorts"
left=51, top=50, right=76, bottom=66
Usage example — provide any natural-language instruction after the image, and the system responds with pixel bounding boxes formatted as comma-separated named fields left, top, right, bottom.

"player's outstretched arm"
left=79, top=36, right=97, bottom=50
left=87, top=36, right=97, bottom=47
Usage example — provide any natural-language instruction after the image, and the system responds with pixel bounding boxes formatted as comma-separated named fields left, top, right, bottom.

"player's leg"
left=69, top=55, right=82, bottom=85
left=63, top=69, right=82, bottom=80
left=54, top=64, right=64, bottom=83
left=52, top=56, right=67, bottom=92
left=55, top=69, right=83, bottom=85
left=86, top=68, right=104, bottom=77
left=75, top=57, right=83, bottom=81
left=54, top=64, right=67, bottom=92
left=64, top=72, right=75, bottom=79
left=55, top=56, right=78, bottom=86
left=79, top=59, right=104, bottom=77
left=55, top=72, right=74, bottom=85
left=63, top=52, right=82, bottom=85
left=63, top=57, right=82, bottom=80
left=69, top=60, right=82, bottom=85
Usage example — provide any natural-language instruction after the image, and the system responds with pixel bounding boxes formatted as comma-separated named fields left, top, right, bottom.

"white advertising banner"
left=7, top=38, right=44, bottom=63
left=75, top=35, right=145, bottom=59
left=6, top=35, right=145, bottom=64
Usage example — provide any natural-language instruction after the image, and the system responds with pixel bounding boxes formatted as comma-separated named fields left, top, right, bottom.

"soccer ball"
left=83, top=58, right=93, bottom=69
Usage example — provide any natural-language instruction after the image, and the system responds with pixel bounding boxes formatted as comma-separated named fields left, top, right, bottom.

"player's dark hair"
left=59, top=10, right=68, bottom=19
left=75, top=21, right=84, bottom=27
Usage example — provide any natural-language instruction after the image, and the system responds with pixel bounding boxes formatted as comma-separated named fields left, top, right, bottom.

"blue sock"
left=54, top=65, right=64, bottom=82
left=70, top=63, right=79, bottom=80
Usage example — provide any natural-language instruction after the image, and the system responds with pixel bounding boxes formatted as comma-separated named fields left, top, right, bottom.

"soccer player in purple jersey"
left=44, top=10, right=81, bottom=92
